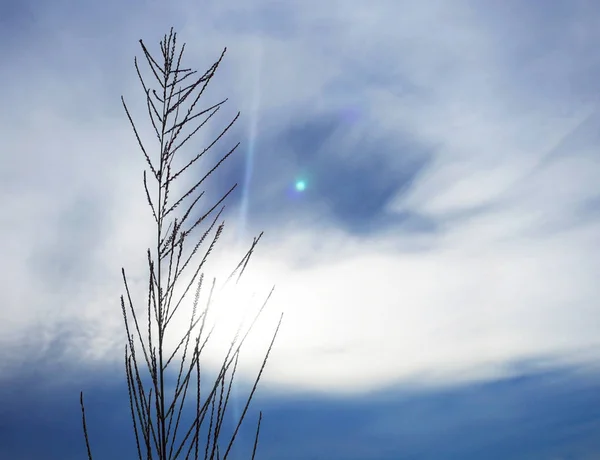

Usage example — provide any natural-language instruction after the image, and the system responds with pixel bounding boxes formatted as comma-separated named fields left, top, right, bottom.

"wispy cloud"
left=2, top=0, right=600, bottom=396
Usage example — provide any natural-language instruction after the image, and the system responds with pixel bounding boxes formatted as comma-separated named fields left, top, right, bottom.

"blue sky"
left=1, top=0, right=600, bottom=458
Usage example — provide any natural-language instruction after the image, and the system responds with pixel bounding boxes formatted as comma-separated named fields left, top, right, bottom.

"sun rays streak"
left=237, top=42, right=263, bottom=250
left=232, top=40, right=264, bottom=458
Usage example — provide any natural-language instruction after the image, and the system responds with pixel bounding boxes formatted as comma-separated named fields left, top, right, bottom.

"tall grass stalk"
left=79, top=27, right=282, bottom=460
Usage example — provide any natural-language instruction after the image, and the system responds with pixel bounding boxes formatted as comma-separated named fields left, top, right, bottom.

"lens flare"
left=342, top=105, right=361, bottom=124
left=295, top=180, right=306, bottom=192
left=233, top=41, right=263, bottom=459
left=237, top=46, right=262, bottom=249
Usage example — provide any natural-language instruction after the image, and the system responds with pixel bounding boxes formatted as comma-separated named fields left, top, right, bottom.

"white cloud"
left=2, top=0, right=600, bottom=395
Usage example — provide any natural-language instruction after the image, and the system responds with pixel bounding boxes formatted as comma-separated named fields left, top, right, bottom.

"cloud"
left=1, top=0, right=600, bottom=395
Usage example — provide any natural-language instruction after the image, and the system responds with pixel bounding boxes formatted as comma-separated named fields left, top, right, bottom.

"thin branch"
left=79, top=392, right=94, bottom=460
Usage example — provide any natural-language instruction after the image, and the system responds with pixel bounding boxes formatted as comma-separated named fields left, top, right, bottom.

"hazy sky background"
left=1, top=0, right=600, bottom=458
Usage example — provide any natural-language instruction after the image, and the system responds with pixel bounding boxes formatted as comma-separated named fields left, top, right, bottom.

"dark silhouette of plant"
left=79, top=27, right=282, bottom=460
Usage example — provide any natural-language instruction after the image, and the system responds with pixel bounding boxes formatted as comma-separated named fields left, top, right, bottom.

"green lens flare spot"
left=295, top=180, right=306, bottom=192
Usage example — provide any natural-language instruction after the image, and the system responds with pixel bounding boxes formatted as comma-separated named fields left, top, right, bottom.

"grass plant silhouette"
left=79, top=28, right=282, bottom=460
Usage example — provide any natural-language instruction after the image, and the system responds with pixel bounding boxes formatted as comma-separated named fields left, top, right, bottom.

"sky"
left=1, top=0, right=600, bottom=458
